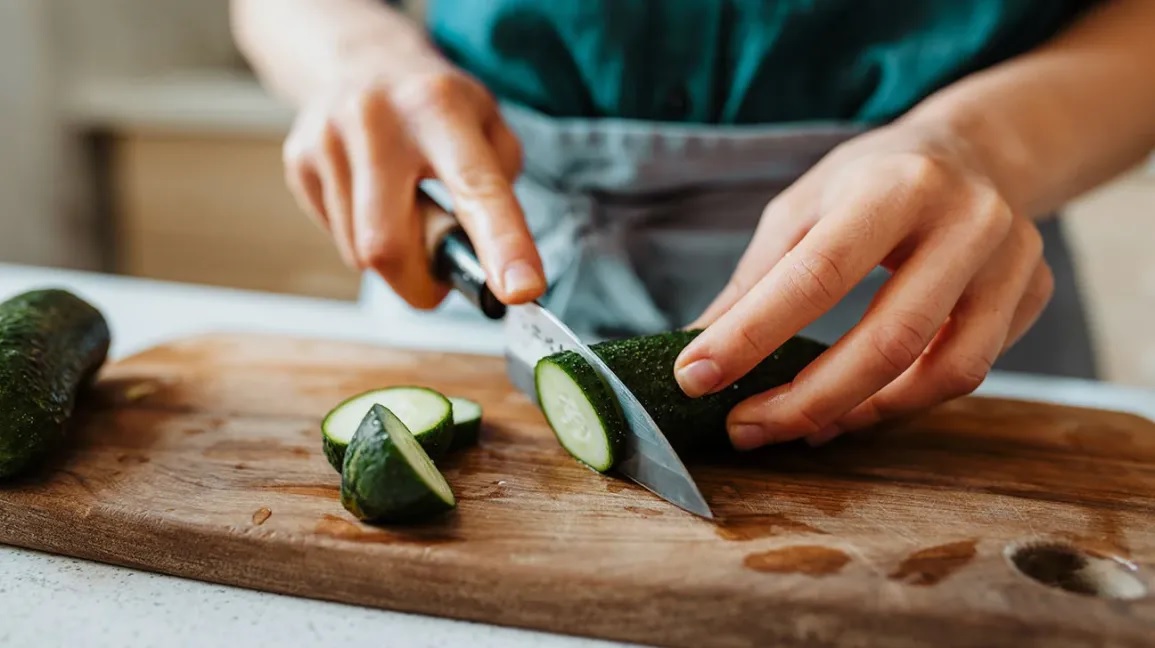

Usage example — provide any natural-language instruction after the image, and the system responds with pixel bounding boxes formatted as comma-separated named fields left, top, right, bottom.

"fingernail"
left=501, top=260, right=541, bottom=297
left=729, top=424, right=768, bottom=451
left=806, top=424, right=842, bottom=447
left=675, top=359, right=722, bottom=397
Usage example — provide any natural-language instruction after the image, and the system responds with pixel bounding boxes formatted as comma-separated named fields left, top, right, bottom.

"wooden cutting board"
left=1, top=334, right=1153, bottom=648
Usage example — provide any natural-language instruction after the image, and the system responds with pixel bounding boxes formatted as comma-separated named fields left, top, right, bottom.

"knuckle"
left=283, top=107, right=329, bottom=160
left=737, top=322, right=770, bottom=358
left=394, top=71, right=465, bottom=116
left=1017, top=219, right=1045, bottom=260
left=310, top=119, right=343, bottom=161
left=282, top=141, right=303, bottom=168
left=854, top=398, right=887, bottom=427
left=970, top=186, right=1014, bottom=237
left=282, top=129, right=313, bottom=168
left=869, top=312, right=936, bottom=373
left=785, top=401, right=826, bottom=436
left=281, top=150, right=304, bottom=182
left=356, top=233, right=407, bottom=277
left=893, top=152, right=949, bottom=193
left=723, top=274, right=752, bottom=302
left=453, top=166, right=512, bottom=201
left=848, top=208, right=878, bottom=245
left=938, top=352, right=993, bottom=397
left=782, top=250, right=845, bottom=314
left=1024, top=262, right=1056, bottom=310
left=348, top=87, right=387, bottom=121
left=760, top=191, right=792, bottom=219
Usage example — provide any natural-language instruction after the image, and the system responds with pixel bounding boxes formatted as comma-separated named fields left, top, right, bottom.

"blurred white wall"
left=0, top=0, right=429, bottom=271
left=0, top=1, right=83, bottom=267
left=52, top=0, right=238, bottom=79
left=0, top=0, right=235, bottom=270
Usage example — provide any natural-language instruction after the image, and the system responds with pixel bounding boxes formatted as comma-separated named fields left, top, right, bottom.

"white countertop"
left=0, top=264, right=612, bottom=648
left=2, top=262, right=1154, bottom=648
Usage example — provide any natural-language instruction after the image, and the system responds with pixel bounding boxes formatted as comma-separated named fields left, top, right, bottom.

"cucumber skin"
left=340, top=404, right=455, bottom=523
left=0, top=289, right=110, bottom=479
left=321, top=387, right=454, bottom=472
left=447, top=418, right=481, bottom=452
left=322, top=434, right=346, bottom=474
left=538, top=329, right=828, bottom=461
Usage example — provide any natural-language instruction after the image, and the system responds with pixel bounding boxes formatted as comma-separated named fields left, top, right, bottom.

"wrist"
left=329, top=26, right=448, bottom=88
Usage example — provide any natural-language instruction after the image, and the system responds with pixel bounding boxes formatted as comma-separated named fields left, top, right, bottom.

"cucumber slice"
left=535, top=356, right=622, bottom=472
left=535, top=329, right=828, bottom=471
left=447, top=396, right=483, bottom=451
left=340, top=404, right=456, bottom=523
left=322, top=386, right=453, bottom=471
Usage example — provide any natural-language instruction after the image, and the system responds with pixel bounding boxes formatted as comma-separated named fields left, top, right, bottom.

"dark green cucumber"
left=534, top=350, right=624, bottom=471
left=447, top=396, right=483, bottom=451
left=322, top=386, right=453, bottom=471
left=535, top=329, right=828, bottom=470
left=340, top=404, right=456, bottom=523
left=0, top=289, right=111, bottom=479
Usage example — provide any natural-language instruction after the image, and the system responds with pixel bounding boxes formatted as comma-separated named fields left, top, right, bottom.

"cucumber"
left=447, top=396, right=483, bottom=451
left=340, top=403, right=456, bottom=522
left=0, top=289, right=110, bottom=479
left=535, top=354, right=622, bottom=472
left=534, top=329, right=828, bottom=471
left=322, top=386, right=453, bottom=471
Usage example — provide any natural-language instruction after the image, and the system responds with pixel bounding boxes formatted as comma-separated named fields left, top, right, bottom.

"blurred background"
left=1, top=0, right=1153, bottom=388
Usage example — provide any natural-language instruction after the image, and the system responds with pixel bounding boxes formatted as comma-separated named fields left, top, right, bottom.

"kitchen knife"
left=418, top=187, right=714, bottom=519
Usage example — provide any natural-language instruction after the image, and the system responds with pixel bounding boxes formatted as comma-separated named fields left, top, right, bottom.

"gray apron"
left=361, top=102, right=1098, bottom=379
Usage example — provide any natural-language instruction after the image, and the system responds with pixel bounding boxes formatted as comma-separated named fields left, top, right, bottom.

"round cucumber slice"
left=322, top=386, right=453, bottom=472
left=535, top=358, right=621, bottom=472
left=340, top=404, right=456, bottom=523
left=447, top=396, right=483, bottom=451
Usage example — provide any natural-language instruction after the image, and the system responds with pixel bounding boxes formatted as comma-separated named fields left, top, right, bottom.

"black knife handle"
left=420, top=189, right=507, bottom=320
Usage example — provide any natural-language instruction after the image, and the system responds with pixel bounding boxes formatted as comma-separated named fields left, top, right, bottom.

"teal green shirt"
left=417, top=0, right=1099, bottom=125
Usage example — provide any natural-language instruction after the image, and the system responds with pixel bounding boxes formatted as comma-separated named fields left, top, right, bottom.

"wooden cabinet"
left=110, top=131, right=360, bottom=300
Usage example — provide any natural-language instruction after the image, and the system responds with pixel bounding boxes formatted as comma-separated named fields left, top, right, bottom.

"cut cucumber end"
left=449, top=396, right=482, bottom=426
left=535, top=359, right=616, bottom=472
left=387, top=408, right=456, bottom=507
left=325, top=386, right=450, bottom=445
left=322, top=386, right=454, bottom=471
left=448, top=396, right=483, bottom=450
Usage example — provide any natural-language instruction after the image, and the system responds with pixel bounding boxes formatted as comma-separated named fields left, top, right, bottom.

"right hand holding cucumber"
left=280, top=51, right=546, bottom=308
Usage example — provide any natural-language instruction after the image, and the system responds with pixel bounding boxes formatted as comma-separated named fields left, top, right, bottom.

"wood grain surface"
left=1, top=334, right=1153, bottom=648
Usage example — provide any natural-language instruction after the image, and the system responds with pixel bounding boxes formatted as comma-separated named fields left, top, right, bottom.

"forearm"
left=902, top=0, right=1155, bottom=219
left=230, top=0, right=435, bottom=106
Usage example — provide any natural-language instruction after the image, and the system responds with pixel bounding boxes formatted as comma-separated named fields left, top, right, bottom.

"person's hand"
left=281, top=51, right=545, bottom=309
left=675, top=119, right=1055, bottom=450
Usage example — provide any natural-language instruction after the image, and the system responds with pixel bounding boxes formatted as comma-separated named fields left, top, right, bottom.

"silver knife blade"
left=503, top=302, right=714, bottom=519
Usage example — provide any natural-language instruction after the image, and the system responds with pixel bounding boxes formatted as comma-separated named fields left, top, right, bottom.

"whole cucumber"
left=0, top=289, right=111, bottom=478
left=536, top=329, right=829, bottom=469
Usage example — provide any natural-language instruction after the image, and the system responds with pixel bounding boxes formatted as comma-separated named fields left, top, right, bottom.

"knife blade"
left=418, top=187, right=714, bottom=518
